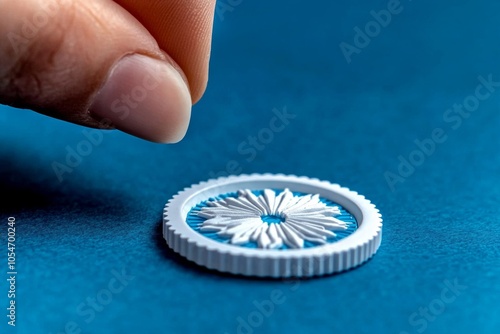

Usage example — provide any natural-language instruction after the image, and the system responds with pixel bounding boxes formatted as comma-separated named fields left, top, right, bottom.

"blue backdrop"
left=1, top=0, right=499, bottom=333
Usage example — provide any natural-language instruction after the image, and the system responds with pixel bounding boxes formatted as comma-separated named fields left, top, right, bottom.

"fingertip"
left=89, top=54, right=192, bottom=143
left=115, top=0, right=216, bottom=104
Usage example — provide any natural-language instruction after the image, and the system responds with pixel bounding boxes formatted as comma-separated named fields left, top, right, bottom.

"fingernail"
left=89, top=54, right=192, bottom=143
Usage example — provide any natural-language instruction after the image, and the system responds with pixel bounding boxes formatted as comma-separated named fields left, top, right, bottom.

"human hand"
left=0, top=0, right=216, bottom=143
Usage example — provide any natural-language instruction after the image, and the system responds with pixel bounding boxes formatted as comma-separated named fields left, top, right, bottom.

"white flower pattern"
left=197, top=188, right=348, bottom=249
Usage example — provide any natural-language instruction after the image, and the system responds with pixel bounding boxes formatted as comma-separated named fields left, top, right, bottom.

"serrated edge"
left=163, top=174, right=383, bottom=278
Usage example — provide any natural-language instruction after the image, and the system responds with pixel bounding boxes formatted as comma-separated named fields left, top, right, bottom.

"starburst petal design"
left=197, top=188, right=348, bottom=249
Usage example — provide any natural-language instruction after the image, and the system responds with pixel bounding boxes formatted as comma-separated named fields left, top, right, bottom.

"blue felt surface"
left=1, top=0, right=500, bottom=333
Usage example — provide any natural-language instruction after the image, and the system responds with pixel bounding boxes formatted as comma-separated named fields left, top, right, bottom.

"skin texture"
left=0, top=0, right=216, bottom=142
left=116, top=0, right=215, bottom=102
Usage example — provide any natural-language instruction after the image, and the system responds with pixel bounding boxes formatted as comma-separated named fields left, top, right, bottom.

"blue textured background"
left=1, top=0, right=500, bottom=333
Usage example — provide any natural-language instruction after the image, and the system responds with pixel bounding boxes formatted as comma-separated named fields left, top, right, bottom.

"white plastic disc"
left=163, top=174, right=382, bottom=277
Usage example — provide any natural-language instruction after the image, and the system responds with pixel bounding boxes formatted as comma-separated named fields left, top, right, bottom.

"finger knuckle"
left=0, top=0, right=79, bottom=107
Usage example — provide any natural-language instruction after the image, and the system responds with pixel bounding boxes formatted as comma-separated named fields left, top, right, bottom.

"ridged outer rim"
left=163, top=174, right=382, bottom=278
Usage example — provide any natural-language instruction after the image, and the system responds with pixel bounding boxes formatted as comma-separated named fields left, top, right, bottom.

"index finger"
left=115, top=0, right=216, bottom=103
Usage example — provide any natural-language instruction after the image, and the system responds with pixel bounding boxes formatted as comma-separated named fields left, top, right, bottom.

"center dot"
left=261, top=214, right=285, bottom=224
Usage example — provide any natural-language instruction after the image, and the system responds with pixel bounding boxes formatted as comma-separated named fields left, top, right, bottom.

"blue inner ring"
left=186, top=189, right=358, bottom=250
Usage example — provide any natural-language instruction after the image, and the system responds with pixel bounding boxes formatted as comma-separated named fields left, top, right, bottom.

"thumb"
left=0, top=0, right=192, bottom=143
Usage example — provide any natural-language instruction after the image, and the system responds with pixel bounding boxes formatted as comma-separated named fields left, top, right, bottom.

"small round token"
left=163, top=174, right=383, bottom=277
